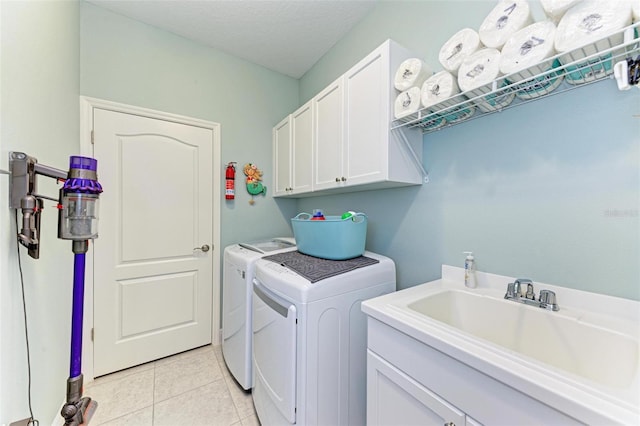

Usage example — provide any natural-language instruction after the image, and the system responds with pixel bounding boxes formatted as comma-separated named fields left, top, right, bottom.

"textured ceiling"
left=86, top=0, right=376, bottom=79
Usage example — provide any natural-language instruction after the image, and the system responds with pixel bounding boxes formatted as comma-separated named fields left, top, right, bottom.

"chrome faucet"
left=504, top=278, right=559, bottom=311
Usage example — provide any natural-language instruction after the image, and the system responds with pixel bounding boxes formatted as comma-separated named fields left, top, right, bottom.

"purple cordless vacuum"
left=9, top=152, right=103, bottom=426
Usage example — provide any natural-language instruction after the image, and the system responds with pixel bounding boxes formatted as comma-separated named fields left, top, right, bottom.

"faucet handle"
left=505, top=282, right=516, bottom=299
left=525, top=283, right=535, bottom=300
left=539, top=290, right=559, bottom=311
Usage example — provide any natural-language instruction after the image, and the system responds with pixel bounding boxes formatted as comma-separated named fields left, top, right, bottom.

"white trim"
left=79, top=96, right=222, bottom=382
left=80, top=97, right=220, bottom=130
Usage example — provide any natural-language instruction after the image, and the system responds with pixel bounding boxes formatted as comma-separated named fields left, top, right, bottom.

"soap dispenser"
left=463, top=251, right=477, bottom=288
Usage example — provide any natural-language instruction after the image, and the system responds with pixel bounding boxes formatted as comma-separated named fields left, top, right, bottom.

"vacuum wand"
left=58, top=156, right=102, bottom=426
left=61, top=250, right=94, bottom=425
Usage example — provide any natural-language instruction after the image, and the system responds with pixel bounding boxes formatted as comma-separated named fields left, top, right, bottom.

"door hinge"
left=90, top=130, right=95, bottom=145
left=91, top=328, right=94, bottom=342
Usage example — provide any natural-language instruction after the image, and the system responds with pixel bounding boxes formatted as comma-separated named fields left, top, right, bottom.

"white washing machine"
left=222, top=238, right=296, bottom=390
left=252, top=251, right=396, bottom=425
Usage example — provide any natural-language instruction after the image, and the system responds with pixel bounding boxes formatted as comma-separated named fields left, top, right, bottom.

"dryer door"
left=222, top=252, right=251, bottom=389
left=252, top=278, right=297, bottom=424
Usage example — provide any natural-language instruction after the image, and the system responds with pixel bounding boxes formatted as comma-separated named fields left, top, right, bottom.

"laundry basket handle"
left=293, top=212, right=312, bottom=220
left=350, top=212, right=367, bottom=223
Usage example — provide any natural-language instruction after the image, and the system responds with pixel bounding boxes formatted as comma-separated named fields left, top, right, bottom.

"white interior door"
left=92, top=107, right=215, bottom=376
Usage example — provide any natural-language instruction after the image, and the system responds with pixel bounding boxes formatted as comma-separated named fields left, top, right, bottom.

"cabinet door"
left=273, top=115, right=292, bottom=196
left=291, top=101, right=313, bottom=194
left=344, top=47, right=387, bottom=186
left=314, top=77, right=345, bottom=191
left=367, top=351, right=466, bottom=426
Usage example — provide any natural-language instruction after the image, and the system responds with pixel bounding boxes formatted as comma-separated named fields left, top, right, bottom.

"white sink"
left=407, top=289, right=638, bottom=388
left=362, top=265, right=640, bottom=425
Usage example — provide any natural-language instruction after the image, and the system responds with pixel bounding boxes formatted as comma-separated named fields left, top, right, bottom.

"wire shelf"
left=391, top=22, right=640, bottom=134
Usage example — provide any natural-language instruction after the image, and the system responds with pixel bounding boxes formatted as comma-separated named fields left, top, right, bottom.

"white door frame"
left=79, top=96, right=221, bottom=381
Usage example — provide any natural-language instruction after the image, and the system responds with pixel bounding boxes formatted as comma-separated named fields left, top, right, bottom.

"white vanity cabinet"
left=274, top=39, right=424, bottom=198
left=365, top=318, right=582, bottom=426
left=273, top=100, right=313, bottom=197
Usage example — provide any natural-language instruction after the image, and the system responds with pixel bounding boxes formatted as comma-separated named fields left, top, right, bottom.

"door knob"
left=194, top=244, right=210, bottom=252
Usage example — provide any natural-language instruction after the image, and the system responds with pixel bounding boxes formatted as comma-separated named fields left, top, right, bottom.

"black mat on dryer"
left=262, top=250, right=379, bottom=283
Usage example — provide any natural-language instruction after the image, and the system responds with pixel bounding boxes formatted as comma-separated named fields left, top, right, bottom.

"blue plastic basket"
left=291, top=212, right=367, bottom=260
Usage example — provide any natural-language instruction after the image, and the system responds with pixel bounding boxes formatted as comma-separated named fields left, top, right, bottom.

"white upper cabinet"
left=313, top=77, right=345, bottom=191
left=274, top=39, right=423, bottom=198
left=273, top=101, right=314, bottom=197
left=343, top=46, right=387, bottom=187
left=291, top=101, right=313, bottom=194
left=273, top=115, right=292, bottom=196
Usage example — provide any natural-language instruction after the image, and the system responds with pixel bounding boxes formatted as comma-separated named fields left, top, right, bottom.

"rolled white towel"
left=555, top=0, right=632, bottom=53
left=394, top=87, right=422, bottom=119
left=500, top=21, right=558, bottom=80
left=394, top=58, right=432, bottom=92
left=421, top=71, right=475, bottom=124
left=458, top=48, right=515, bottom=112
left=458, top=48, right=503, bottom=92
left=501, top=21, right=564, bottom=99
left=555, top=0, right=632, bottom=83
left=479, top=0, right=533, bottom=49
left=438, top=28, right=483, bottom=75
left=421, top=71, right=460, bottom=109
left=540, top=0, right=582, bottom=23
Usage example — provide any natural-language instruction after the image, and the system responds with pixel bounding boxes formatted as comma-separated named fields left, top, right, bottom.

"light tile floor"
left=84, top=345, right=259, bottom=426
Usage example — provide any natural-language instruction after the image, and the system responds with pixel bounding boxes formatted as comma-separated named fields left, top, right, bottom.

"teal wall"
left=298, top=1, right=640, bottom=300
left=1, top=1, right=80, bottom=423
left=80, top=2, right=300, bottom=254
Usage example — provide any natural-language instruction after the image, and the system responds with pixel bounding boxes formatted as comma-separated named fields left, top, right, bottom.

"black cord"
left=14, top=211, right=39, bottom=426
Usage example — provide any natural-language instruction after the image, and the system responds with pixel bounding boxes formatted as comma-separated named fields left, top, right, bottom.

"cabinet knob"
left=335, top=177, right=341, bottom=182
left=341, top=176, right=347, bottom=182
left=444, top=423, right=456, bottom=426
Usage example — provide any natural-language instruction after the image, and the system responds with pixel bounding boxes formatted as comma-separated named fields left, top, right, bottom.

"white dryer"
left=222, top=238, right=296, bottom=390
left=252, top=251, right=396, bottom=425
